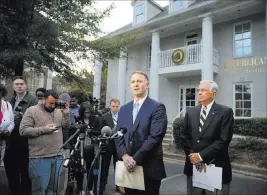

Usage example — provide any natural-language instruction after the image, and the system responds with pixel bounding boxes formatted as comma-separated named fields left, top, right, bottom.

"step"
left=163, top=138, right=172, bottom=144
left=166, top=129, right=173, bottom=134
left=162, top=142, right=171, bottom=150
left=164, top=134, right=172, bottom=139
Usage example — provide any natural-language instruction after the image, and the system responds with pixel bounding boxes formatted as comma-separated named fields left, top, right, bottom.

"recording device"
left=55, top=101, right=66, bottom=109
left=14, top=106, right=22, bottom=112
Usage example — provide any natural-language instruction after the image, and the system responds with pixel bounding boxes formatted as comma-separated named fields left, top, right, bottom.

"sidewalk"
left=163, top=151, right=267, bottom=181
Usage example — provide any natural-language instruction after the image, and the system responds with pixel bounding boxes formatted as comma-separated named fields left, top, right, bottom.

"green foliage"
left=172, top=117, right=267, bottom=169
left=0, top=0, right=139, bottom=78
left=52, top=69, right=94, bottom=94
left=229, top=137, right=267, bottom=169
left=233, top=118, right=267, bottom=138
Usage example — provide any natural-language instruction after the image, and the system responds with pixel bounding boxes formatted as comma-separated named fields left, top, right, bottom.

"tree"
left=0, top=0, right=139, bottom=79
left=52, top=69, right=94, bottom=94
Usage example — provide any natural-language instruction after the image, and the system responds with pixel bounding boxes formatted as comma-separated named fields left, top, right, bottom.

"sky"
left=96, top=0, right=169, bottom=35
left=77, top=0, right=169, bottom=71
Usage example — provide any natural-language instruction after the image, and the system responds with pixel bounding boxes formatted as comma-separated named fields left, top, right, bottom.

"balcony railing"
left=159, top=44, right=219, bottom=68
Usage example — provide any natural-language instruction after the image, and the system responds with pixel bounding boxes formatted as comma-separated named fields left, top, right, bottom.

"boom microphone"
left=101, top=126, right=112, bottom=137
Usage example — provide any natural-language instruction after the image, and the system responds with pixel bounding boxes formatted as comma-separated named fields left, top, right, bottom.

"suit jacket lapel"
left=198, top=103, right=218, bottom=138
left=130, top=97, right=150, bottom=140
left=107, top=112, right=113, bottom=127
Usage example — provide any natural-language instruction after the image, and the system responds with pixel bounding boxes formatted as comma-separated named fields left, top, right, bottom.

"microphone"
left=111, top=127, right=127, bottom=138
left=59, top=124, right=87, bottom=150
left=101, top=126, right=112, bottom=137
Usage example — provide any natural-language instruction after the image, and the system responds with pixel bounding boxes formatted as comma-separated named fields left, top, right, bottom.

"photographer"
left=4, top=76, right=38, bottom=195
left=67, top=101, right=104, bottom=194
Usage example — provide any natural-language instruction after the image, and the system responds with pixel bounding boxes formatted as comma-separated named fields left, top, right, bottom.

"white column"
left=93, top=58, right=103, bottom=100
left=117, top=50, right=127, bottom=105
left=149, top=31, right=160, bottom=100
left=201, top=14, right=213, bottom=81
left=46, top=69, right=53, bottom=89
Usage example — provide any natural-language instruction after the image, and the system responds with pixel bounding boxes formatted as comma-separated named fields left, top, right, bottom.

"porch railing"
left=159, top=44, right=220, bottom=68
left=159, top=44, right=202, bottom=68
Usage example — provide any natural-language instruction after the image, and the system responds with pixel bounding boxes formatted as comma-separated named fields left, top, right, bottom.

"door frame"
left=178, top=84, right=199, bottom=116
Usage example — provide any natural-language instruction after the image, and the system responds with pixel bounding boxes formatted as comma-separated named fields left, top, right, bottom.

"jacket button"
left=197, top=140, right=200, bottom=143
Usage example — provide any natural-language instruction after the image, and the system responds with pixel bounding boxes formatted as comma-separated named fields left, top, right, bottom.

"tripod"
left=64, top=128, right=88, bottom=195
left=88, top=135, right=121, bottom=195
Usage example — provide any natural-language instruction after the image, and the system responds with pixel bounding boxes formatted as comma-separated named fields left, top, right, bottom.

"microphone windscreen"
left=101, top=126, right=112, bottom=137
left=121, top=127, right=127, bottom=134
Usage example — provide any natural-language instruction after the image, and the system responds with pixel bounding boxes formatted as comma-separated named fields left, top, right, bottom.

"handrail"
left=172, top=107, right=187, bottom=123
left=170, top=107, right=187, bottom=144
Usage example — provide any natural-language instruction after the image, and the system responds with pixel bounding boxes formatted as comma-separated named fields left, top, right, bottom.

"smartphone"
left=52, top=125, right=60, bottom=129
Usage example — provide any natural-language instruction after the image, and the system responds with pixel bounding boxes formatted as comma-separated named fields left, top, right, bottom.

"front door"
left=179, top=86, right=198, bottom=116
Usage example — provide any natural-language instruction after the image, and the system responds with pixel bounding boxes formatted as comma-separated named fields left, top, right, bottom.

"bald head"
left=198, top=80, right=218, bottom=106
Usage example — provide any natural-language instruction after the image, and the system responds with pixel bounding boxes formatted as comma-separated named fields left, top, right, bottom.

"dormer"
left=131, top=0, right=165, bottom=26
left=169, top=0, right=196, bottom=13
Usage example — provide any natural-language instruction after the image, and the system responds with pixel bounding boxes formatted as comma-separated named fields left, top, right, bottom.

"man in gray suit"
left=181, top=80, right=234, bottom=195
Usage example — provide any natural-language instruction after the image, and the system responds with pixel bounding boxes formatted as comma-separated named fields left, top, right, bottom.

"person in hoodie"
left=20, top=89, right=70, bottom=195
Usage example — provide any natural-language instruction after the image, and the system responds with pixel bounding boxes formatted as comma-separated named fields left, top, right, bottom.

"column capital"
left=151, top=30, right=160, bottom=36
left=198, top=12, right=213, bottom=20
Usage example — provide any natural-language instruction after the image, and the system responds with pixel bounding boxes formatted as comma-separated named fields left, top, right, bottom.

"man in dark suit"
left=180, top=80, right=234, bottom=195
left=115, top=71, right=167, bottom=195
left=102, top=98, right=123, bottom=193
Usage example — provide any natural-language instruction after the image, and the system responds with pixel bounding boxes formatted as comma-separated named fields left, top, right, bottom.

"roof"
left=107, top=0, right=208, bottom=37
left=131, top=0, right=165, bottom=11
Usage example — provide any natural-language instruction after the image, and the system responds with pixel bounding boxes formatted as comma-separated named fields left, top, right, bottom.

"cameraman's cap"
left=59, top=93, right=70, bottom=102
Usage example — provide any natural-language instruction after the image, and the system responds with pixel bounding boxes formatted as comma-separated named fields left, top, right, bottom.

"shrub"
left=172, top=117, right=267, bottom=169
left=234, top=118, right=267, bottom=138
left=173, top=117, right=267, bottom=146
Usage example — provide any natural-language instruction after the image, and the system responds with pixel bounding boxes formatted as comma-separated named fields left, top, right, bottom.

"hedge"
left=173, top=117, right=267, bottom=146
left=172, top=117, right=267, bottom=169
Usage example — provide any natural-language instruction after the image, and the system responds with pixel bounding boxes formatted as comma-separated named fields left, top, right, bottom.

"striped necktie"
left=199, top=106, right=207, bottom=132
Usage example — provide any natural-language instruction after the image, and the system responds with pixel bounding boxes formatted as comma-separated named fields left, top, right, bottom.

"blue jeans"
left=29, top=156, right=63, bottom=195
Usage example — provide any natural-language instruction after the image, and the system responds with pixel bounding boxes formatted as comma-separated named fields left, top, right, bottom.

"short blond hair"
left=131, top=71, right=149, bottom=82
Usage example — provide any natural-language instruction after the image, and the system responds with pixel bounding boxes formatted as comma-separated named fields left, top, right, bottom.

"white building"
left=1, top=68, right=53, bottom=97
left=94, top=0, right=267, bottom=122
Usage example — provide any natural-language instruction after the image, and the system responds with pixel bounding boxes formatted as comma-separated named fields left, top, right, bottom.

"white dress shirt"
left=133, top=94, right=148, bottom=108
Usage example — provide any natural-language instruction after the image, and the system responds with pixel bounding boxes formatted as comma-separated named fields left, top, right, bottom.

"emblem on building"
left=172, top=49, right=184, bottom=64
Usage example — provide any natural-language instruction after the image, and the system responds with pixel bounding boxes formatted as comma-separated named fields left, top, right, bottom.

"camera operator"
left=67, top=101, right=104, bottom=194
left=4, top=76, right=38, bottom=195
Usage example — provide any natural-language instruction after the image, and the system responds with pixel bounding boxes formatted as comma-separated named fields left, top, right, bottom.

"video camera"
left=55, top=102, right=66, bottom=109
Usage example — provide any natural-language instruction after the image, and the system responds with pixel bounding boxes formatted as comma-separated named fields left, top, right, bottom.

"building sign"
left=172, top=49, right=184, bottom=64
left=224, top=56, right=267, bottom=75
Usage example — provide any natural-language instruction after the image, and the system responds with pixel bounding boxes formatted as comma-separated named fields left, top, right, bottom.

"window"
left=234, top=22, right=252, bottom=57
left=173, top=0, right=184, bottom=10
left=148, top=45, right=151, bottom=68
left=135, top=4, right=144, bottom=24
left=27, top=71, right=41, bottom=95
left=233, top=83, right=252, bottom=118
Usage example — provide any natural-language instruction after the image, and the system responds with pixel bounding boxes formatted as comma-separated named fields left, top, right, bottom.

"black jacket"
left=180, top=102, right=234, bottom=184
left=6, top=91, right=38, bottom=148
